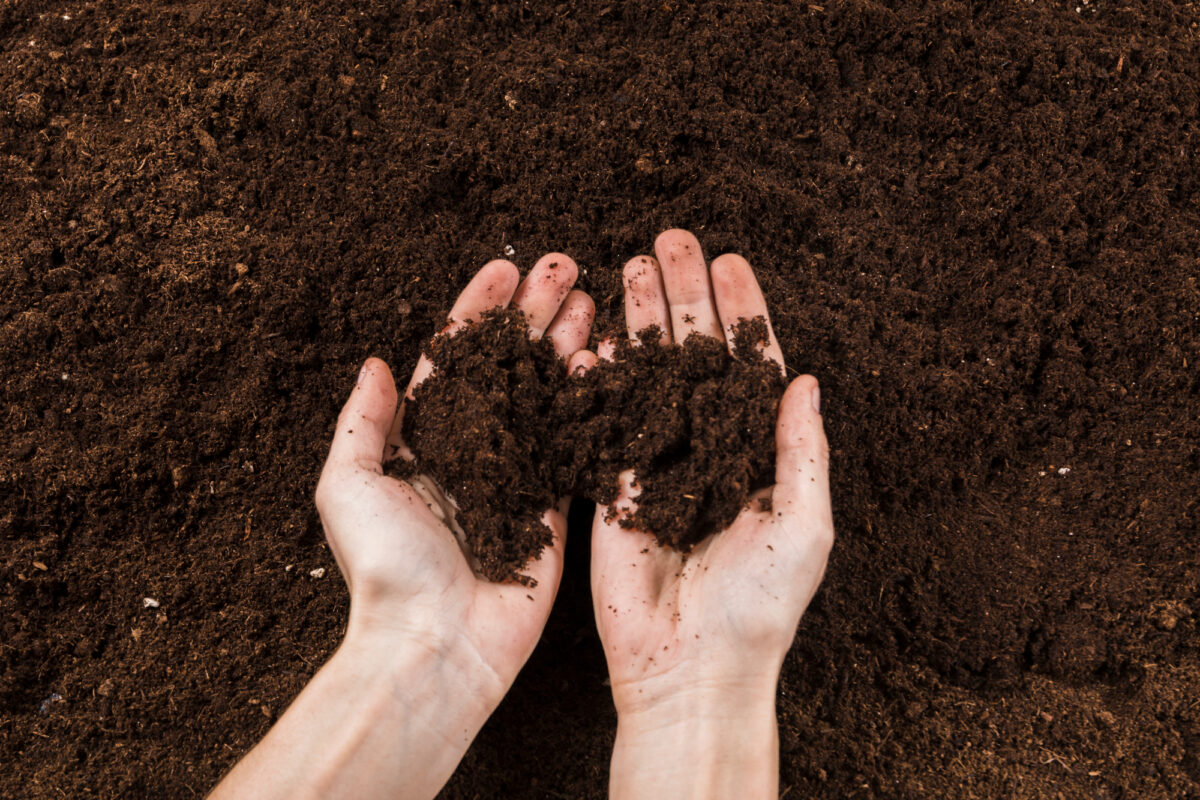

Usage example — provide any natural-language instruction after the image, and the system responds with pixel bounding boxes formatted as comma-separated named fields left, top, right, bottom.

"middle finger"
left=512, top=252, right=579, bottom=337
left=654, top=229, right=723, bottom=343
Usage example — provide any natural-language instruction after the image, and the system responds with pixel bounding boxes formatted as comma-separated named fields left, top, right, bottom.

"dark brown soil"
left=401, top=309, right=782, bottom=582
left=398, top=307, right=567, bottom=585
left=2, top=1, right=1198, bottom=798
left=563, top=316, right=784, bottom=547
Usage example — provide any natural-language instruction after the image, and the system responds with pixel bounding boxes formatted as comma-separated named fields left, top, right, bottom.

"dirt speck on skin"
left=1, top=1, right=1198, bottom=798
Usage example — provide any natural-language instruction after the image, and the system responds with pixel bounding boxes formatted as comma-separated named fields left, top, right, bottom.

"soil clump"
left=399, top=308, right=784, bottom=582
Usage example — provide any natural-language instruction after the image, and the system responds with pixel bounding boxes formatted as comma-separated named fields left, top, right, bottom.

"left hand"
left=315, top=253, right=594, bottom=703
left=213, top=255, right=594, bottom=800
left=579, top=231, right=832, bottom=711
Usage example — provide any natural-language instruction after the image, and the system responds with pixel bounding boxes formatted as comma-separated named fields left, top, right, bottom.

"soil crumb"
left=396, top=309, right=785, bottom=580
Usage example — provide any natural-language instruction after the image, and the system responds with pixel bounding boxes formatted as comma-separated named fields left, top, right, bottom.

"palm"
left=579, top=231, right=834, bottom=705
left=316, top=254, right=594, bottom=688
left=593, top=494, right=831, bottom=695
left=596, top=505, right=759, bottom=675
left=329, top=470, right=569, bottom=674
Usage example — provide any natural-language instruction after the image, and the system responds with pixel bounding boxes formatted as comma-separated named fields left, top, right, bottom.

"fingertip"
left=356, top=357, right=374, bottom=387
left=654, top=228, right=700, bottom=258
left=563, top=289, right=596, bottom=334
left=537, top=252, right=579, bottom=286
left=447, top=260, right=521, bottom=327
left=710, top=252, right=753, bottom=289
left=622, top=254, right=660, bottom=285
left=357, top=357, right=398, bottom=404
left=791, top=373, right=820, bottom=393
left=568, top=349, right=598, bottom=375
left=785, top=373, right=820, bottom=406
left=514, top=254, right=580, bottom=336
left=477, top=258, right=521, bottom=293
left=655, top=230, right=705, bottom=274
left=564, top=288, right=595, bottom=316
left=546, top=289, right=596, bottom=358
left=361, top=355, right=392, bottom=376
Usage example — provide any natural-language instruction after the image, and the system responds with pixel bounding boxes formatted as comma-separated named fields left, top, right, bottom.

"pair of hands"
left=213, top=230, right=832, bottom=799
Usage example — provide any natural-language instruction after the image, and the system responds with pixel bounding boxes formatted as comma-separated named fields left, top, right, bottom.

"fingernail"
left=811, top=385, right=821, bottom=414
left=357, top=359, right=371, bottom=387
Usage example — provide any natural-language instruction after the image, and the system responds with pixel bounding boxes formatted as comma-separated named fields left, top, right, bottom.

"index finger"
left=710, top=252, right=786, bottom=372
left=388, top=260, right=521, bottom=452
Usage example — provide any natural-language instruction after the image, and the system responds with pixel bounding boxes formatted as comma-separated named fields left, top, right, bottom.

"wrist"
left=340, top=611, right=507, bottom=727
left=213, top=620, right=505, bottom=800
left=614, top=668, right=778, bottom=734
left=610, top=649, right=782, bottom=719
left=611, top=675, right=780, bottom=800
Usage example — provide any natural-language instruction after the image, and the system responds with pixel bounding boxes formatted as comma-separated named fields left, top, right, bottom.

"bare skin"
left=209, top=254, right=594, bottom=800
left=571, top=230, right=834, bottom=800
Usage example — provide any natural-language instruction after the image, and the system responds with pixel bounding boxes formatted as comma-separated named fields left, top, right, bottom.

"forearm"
left=209, top=629, right=502, bottom=800
left=609, top=675, right=780, bottom=800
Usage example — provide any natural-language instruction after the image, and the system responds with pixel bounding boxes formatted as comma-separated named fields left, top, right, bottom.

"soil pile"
left=400, top=308, right=784, bottom=582
left=398, top=307, right=565, bottom=584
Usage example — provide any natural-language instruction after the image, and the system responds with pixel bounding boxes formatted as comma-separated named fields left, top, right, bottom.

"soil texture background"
left=2, top=1, right=1199, bottom=797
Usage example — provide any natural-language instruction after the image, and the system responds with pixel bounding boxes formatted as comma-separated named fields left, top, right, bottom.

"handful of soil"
left=395, top=307, right=786, bottom=583
left=397, top=309, right=567, bottom=585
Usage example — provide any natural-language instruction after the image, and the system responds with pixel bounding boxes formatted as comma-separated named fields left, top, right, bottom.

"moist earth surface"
left=1, top=1, right=1198, bottom=797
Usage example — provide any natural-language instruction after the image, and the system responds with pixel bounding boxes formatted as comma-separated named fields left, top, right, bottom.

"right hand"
left=215, top=255, right=596, bottom=800
left=572, top=230, right=834, bottom=797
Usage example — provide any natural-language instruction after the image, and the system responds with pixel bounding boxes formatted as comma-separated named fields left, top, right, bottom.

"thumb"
left=772, top=375, right=834, bottom=554
left=324, top=357, right=399, bottom=474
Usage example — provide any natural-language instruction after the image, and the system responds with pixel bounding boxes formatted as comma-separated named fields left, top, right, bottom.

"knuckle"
left=811, top=522, right=836, bottom=556
left=816, top=439, right=831, bottom=468
left=313, top=472, right=335, bottom=511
